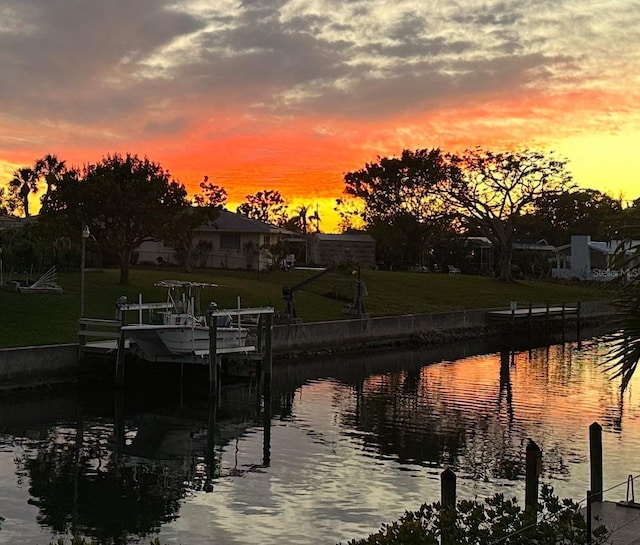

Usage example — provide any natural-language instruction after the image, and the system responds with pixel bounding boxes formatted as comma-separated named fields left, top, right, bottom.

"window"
left=220, top=234, right=241, bottom=249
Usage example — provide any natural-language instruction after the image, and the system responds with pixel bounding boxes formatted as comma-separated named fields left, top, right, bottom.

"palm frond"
left=602, top=222, right=640, bottom=391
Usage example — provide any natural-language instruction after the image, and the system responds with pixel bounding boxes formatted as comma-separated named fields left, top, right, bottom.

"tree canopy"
left=343, top=149, right=460, bottom=269
left=344, top=148, right=454, bottom=224
left=193, top=176, right=228, bottom=207
left=236, top=189, right=289, bottom=226
left=444, top=148, right=574, bottom=281
left=41, top=153, right=190, bottom=283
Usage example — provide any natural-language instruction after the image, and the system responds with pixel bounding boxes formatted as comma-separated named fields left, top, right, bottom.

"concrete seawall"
left=272, top=308, right=489, bottom=353
left=272, top=300, right=615, bottom=354
left=0, top=301, right=616, bottom=391
left=0, top=343, right=79, bottom=391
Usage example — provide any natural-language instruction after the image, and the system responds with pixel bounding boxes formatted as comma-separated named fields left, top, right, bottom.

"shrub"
left=342, top=485, right=609, bottom=545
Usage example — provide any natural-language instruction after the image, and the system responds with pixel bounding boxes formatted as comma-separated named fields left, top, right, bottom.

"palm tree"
left=36, top=154, right=66, bottom=197
left=9, top=167, right=39, bottom=217
left=309, top=204, right=321, bottom=233
left=292, top=205, right=309, bottom=234
left=603, top=211, right=640, bottom=391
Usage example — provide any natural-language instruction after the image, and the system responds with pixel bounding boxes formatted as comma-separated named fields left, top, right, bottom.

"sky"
left=1, top=0, right=639, bottom=231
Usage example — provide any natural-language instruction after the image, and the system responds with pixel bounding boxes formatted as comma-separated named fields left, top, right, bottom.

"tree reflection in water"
left=21, top=424, right=182, bottom=543
left=13, top=366, right=270, bottom=545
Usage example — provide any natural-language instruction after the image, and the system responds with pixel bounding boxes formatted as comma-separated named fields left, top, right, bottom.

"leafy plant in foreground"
left=342, top=485, right=609, bottom=545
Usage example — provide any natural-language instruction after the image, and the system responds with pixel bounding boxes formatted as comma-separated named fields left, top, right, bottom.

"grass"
left=0, top=266, right=608, bottom=348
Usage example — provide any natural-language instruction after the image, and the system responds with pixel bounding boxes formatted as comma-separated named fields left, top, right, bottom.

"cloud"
left=0, top=0, right=639, bottom=195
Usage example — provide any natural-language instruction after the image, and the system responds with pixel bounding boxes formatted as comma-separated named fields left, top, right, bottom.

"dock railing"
left=78, top=317, right=122, bottom=357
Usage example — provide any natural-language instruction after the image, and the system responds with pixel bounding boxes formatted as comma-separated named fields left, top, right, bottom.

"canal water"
left=1, top=334, right=639, bottom=545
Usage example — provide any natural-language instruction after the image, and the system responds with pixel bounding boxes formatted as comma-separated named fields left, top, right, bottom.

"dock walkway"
left=585, top=501, right=640, bottom=544
left=487, top=305, right=577, bottom=320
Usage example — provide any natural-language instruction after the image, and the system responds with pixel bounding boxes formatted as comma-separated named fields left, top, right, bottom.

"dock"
left=78, top=300, right=275, bottom=395
left=487, top=304, right=578, bottom=322
left=584, top=501, right=640, bottom=544
left=486, top=302, right=581, bottom=339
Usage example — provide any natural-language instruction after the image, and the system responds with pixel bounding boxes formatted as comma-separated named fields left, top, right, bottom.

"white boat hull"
left=122, top=324, right=248, bottom=356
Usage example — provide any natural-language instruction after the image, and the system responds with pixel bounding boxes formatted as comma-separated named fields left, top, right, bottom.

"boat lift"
left=281, top=265, right=368, bottom=321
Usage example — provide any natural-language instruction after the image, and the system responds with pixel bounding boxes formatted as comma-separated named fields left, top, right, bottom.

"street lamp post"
left=80, top=225, right=90, bottom=317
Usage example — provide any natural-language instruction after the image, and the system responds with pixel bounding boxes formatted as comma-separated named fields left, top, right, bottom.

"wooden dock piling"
left=115, top=300, right=127, bottom=381
left=208, top=316, right=219, bottom=398
left=525, top=439, right=542, bottom=521
left=590, top=422, right=603, bottom=502
left=441, top=468, right=456, bottom=508
left=440, top=468, right=457, bottom=545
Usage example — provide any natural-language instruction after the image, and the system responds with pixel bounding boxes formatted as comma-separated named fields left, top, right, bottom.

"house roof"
left=589, top=240, right=640, bottom=255
left=554, top=237, right=640, bottom=255
left=0, top=214, right=34, bottom=230
left=198, top=209, right=294, bottom=235
left=512, top=242, right=557, bottom=252
left=313, top=233, right=375, bottom=243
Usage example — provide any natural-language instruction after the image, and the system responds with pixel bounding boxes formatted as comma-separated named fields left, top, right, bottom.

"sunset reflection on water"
left=2, top=336, right=640, bottom=545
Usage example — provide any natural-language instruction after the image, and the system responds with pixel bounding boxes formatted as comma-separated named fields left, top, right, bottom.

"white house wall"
left=135, top=233, right=274, bottom=271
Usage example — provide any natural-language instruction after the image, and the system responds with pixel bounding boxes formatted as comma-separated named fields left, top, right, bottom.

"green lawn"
left=0, top=266, right=608, bottom=348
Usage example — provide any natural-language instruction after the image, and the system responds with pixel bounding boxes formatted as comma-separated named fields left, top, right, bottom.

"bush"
left=342, top=485, right=609, bottom=545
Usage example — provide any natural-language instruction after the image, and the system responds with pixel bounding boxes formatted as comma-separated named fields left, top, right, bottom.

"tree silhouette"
left=193, top=176, right=227, bottom=207
left=236, top=189, right=288, bottom=226
left=9, top=167, right=39, bottom=217
left=36, top=154, right=67, bottom=209
left=308, top=205, right=321, bottom=233
left=445, top=148, right=573, bottom=281
left=41, top=153, right=190, bottom=283
left=344, top=149, right=457, bottom=268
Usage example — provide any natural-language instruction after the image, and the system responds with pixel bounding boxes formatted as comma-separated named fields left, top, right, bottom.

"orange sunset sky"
left=1, top=1, right=639, bottom=232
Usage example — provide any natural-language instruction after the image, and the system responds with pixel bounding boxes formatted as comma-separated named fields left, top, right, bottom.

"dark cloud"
left=0, top=0, right=636, bottom=149
left=0, top=0, right=203, bottom=121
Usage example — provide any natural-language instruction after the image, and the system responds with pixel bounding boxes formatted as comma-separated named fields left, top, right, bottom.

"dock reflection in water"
left=1, top=334, right=640, bottom=545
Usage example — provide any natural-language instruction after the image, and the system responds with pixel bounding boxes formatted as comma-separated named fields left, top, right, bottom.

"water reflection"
left=3, top=369, right=273, bottom=544
left=2, top=330, right=640, bottom=545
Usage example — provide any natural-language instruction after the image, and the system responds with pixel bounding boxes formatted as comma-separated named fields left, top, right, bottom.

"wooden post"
left=544, top=302, right=550, bottom=339
left=263, top=362, right=272, bottom=467
left=510, top=301, right=516, bottom=332
left=441, top=468, right=456, bottom=545
left=525, top=439, right=542, bottom=521
left=441, top=468, right=456, bottom=508
left=262, top=312, right=273, bottom=466
left=262, top=313, right=273, bottom=388
left=589, top=422, right=603, bottom=502
left=577, top=301, right=582, bottom=346
left=204, top=397, right=217, bottom=493
left=78, top=318, right=87, bottom=360
left=208, top=316, right=219, bottom=398
left=115, top=301, right=127, bottom=381
left=586, top=490, right=593, bottom=543
left=114, top=382, right=125, bottom=451
left=257, top=313, right=265, bottom=353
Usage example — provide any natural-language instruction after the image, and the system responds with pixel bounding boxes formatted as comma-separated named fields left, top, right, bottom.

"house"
left=465, top=237, right=557, bottom=276
left=0, top=214, right=33, bottom=232
left=308, top=233, right=376, bottom=268
left=135, top=209, right=295, bottom=271
left=551, top=234, right=640, bottom=281
left=465, top=236, right=494, bottom=274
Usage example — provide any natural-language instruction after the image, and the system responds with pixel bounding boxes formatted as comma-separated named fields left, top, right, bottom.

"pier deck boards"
left=584, top=501, right=640, bottom=544
left=487, top=306, right=577, bottom=320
